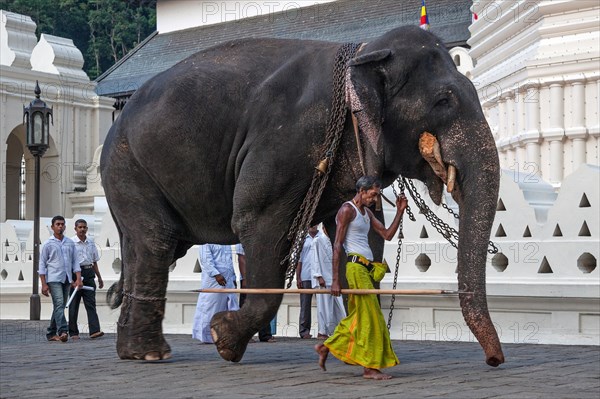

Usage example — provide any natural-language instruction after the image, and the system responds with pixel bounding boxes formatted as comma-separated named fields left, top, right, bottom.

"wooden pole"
left=192, top=288, right=465, bottom=295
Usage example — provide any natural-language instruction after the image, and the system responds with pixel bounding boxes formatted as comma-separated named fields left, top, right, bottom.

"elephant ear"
left=348, top=49, right=391, bottom=67
left=346, top=49, right=391, bottom=156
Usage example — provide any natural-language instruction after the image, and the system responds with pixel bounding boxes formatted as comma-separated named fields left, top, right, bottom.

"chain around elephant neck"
left=282, top=42, right=362, bottom=288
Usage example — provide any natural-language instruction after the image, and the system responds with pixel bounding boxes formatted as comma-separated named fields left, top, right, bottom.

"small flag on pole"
left=472, top=1, right=479, bottom=24
left=420, top=0, right=430, bottom=30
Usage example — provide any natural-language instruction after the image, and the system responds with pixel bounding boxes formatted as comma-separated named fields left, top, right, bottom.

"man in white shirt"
left=296, top=225, right=319, bottom=339
left=69, top=219, right=104, bottom=340
left=192, top=244, right=239, bottom=343
left=310, top=225, right=346, bottom=339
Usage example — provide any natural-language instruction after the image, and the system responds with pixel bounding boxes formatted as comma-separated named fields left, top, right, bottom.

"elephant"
left=100, top=25, right=505, bottom=367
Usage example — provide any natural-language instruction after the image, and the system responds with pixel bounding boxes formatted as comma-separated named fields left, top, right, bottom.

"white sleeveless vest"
left=342, top=201, right=373, bottom=261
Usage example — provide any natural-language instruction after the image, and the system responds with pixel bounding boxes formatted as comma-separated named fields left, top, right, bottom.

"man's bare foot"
left=314, top=344, right=329, bottom=371
left=363, top=368, right=392, bottom=380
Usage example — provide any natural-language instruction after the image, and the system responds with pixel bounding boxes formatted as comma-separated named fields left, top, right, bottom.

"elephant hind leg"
left=115, top=228, right=179, bottom=361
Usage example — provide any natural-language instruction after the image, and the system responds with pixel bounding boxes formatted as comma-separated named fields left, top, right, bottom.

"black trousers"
left=69, top=268, right=101, bottom=336
left=299, top=280, right=313, bottom=337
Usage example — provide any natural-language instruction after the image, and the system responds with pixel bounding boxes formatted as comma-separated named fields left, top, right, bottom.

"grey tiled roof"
left=96, top=0, right=473, bottom=97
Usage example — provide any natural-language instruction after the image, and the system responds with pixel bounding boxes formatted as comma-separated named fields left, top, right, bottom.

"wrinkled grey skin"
left=101, top=26, right=504, bottom=367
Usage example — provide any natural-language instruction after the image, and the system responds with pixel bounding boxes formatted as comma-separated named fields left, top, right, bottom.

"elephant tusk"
left=419, top=132, right=447, bottom=182
left=447, top=165, right=456, bottom=193
left=432, top=138, right=444, bottom=168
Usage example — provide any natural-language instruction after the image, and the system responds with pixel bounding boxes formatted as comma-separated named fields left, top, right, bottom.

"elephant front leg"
left=211, top=294, right=281, bottom=362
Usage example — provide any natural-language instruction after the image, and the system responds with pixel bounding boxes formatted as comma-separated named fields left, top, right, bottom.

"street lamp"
left=23, top=80, right=52, bottom=320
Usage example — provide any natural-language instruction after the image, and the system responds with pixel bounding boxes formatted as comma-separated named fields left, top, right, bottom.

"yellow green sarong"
left=323, top=261, right=399, bottom=369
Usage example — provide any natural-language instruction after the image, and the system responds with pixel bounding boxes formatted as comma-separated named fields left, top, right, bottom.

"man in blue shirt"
left=39, top=216, right=83, bottom=342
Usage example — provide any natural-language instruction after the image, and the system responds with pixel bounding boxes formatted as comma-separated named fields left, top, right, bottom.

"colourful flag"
left=472, top=1, right=479, bottom=24
left=420, top=0, right=430, bottom=30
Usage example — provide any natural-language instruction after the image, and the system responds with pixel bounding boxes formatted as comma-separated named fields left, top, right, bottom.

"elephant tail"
left=106, top=209, right=125, bottom=309
left=107, top=274, right=124, bottom=309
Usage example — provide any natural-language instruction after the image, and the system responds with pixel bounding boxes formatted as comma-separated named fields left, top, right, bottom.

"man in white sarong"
left=310, top=225, right=346, bottom=339
left=192, top=244, right=239, bottom=343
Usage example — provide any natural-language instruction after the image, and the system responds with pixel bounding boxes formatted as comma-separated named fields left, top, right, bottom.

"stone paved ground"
left=1, top=320, right=598, bottom=399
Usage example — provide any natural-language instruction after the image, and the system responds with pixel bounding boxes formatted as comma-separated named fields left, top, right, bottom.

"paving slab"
left=0, top=320, right=598, bottom=399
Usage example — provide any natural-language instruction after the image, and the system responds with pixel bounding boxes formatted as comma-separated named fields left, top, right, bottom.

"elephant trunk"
left=454, top=128, right=505, bottom=367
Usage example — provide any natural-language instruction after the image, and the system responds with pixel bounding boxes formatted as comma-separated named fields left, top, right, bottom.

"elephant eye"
left=435, top=98, right=449, bottom=107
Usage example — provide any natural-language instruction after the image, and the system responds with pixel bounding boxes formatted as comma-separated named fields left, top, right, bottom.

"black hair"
left=356, top=176, right=382, bottom=192
left=51, top=215, right=65, bottom=225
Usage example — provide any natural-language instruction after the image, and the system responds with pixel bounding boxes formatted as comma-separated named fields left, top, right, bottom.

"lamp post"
left=23, top=80, right=52, bottom=320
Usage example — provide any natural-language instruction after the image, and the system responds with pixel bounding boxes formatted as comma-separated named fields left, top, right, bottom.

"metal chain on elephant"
left=386, top=178, right=415, bottom=330
left=281, top=42, right=362, bottom=288
left=400, top=177, right=499, bottom=254
left=117, top=291, right=167, bottom=327
left=386, top=176, right=499, bottom=329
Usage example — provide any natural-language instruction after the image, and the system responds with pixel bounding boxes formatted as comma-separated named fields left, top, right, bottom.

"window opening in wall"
left=18, top=270, right=24, bottom=280
left=415, top=253, right=431, bottom=272
left=552, top=224, right=563, bottom=237
left=112, top=258, right=122, bottom=274
left=0, top=270, right=7, bottom=280
left=491, top=253, right=508, bottom=272
left=523, top=226, right=532, bottom=237
left=420, top=226, right=429, bottom=238
left=453, top=54, right=461, bottom=66
left=193, top=259, right=201, bottom=273
left=578, top=221, right=591, bottom=237
left=495, top=224, right=507, bottom=237
left=538, top=257, right=553, bottom=274
left=577, top=253, right=597, bottom=273
left=4, top=254, right=8, bottom=262
left=496, top=198, right=506, bottom=211
left=579, top=193, right=591, bottom=208
left=14, top=255, right=18, bottom=261
left=106, top=238, right=111, bottom=247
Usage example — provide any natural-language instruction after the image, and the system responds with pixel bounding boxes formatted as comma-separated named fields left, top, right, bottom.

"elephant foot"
left=211, top=310, right=251, bottom=362
left=117, top=341, right=172, bottom=361
left=116, top=322, right=172, bottom=361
